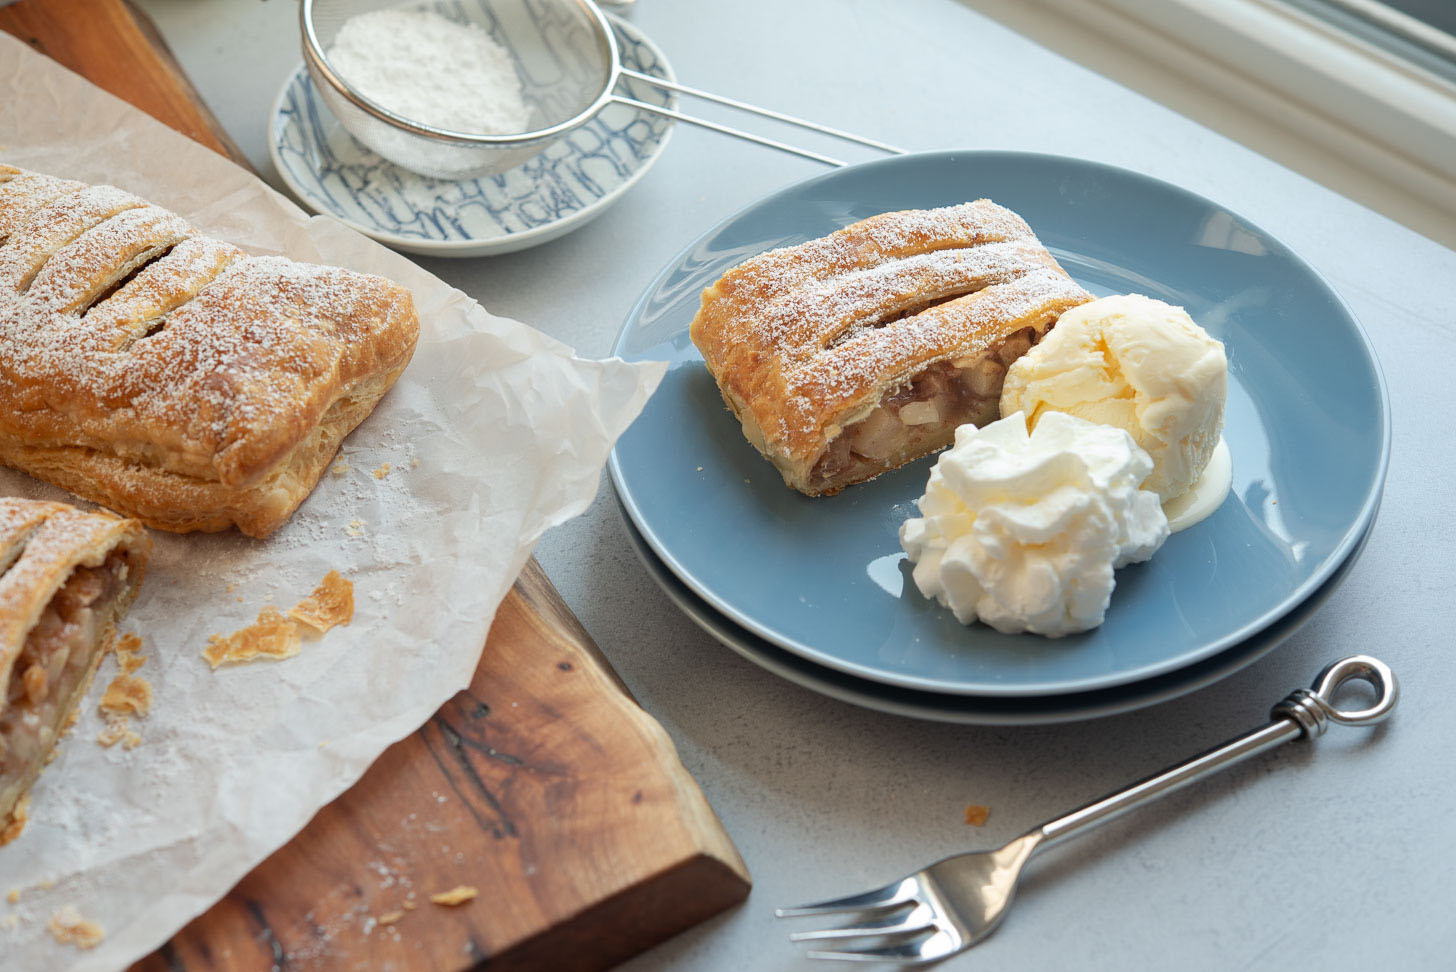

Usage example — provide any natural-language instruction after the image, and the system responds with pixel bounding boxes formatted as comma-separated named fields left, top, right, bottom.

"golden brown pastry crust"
left=0, top=164, right=420, bottom=537
left=689, top=200, right=1092, bottom=494
left=0, top=497, right=151, bottom=829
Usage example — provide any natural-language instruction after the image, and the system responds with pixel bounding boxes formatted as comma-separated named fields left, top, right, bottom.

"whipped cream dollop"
left=1000, top=294, right=1227, bottom=503
left=899, top=411, right=1169, bottom=637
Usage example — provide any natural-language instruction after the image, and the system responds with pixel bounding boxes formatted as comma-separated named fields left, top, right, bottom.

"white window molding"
left=980, top=0, right=1456, bottom=240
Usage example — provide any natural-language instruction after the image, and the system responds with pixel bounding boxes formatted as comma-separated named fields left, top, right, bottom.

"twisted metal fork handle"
left=1037, top=656, right=1397, bottom=849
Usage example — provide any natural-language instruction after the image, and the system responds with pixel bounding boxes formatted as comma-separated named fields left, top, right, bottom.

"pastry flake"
left=46, top=904, right=105, bottom=950
left=203, top=606, right=301, bottom=669
left=96, top=718, right=129, bottom=748
left=0, top=165, right=421, bottom=538
left=288, top=570, right=354, bottom=634
left=689, top=200, right=1092, bottom=495
left=429, top=885, right=479, bottom=906
left=0, top=498, right=151, bottom=835
left=98, top=673, right=151, bottom=717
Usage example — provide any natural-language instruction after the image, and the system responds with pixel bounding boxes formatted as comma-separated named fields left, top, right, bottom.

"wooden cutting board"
left=0, top=2, right=751, bottom=968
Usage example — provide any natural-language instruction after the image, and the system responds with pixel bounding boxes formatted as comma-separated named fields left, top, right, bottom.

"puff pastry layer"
left=690, top=200, right=1092, bottom=494
left=0, top=497, right=151, bottom=832
left=0, top=164, right=420, bottom=536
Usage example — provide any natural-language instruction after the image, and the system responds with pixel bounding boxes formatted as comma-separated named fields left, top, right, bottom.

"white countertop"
left=133, top=0, right=1456, bottom=967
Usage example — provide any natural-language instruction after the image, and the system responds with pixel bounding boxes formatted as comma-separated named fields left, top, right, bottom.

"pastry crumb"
left=0, top=796, right=28, bottom=846
left=410, top=457, right=420, bottom=469
left=372, top=462, right=391, bottom=479
left=97, top=717, right=130, bottom=748
left=331, top=461, right=351, bottom=477
left=113, top=633, right=145, bottom=674
left=203, top=606, right=302, bottom=669
left=288, top=571, right=354, bottom=634
left=376, top=910, right=405, bottom=925
left=6, top=887, right=18, bottom=904
left=403, top=898, right=417, bottom=910
left=964, top=804, right=991, bottom=827
left=345, top=519, right=365, bottom=537
left=122, top=730, right=142, bottom=749
left=47, top=905, right=104, bottom=949
left=428, top=886, right=478, bottom=907
left=99, top=674, right=151, bottom=718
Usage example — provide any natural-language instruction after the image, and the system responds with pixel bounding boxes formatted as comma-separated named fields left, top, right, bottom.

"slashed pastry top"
left=0, top=498, right=150, bottom=692
left=1, top=497, right=151, bottom=830
left=0, top=164, right=420, bottom=536
left=689, top=200, right=1091, bottom=472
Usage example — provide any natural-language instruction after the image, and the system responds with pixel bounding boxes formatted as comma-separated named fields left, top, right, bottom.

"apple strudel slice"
left=1, top=497, right=151, bottom=836
left=0, top=164, right=420, bottom=537
left=690, top=201, right=1092, bottom=495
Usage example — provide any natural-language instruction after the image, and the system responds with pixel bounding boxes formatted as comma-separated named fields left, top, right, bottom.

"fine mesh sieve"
left=301, top=0, right=901, bottom=181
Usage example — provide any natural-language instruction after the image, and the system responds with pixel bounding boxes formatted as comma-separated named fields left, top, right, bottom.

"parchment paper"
left=0, top=34, right=665, bottom=970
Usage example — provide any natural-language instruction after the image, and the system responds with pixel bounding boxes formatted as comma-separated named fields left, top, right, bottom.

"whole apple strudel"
left=0, top=164, right=420, bottom=537
left=689, top=201, right=1092, bottom=495
left=1, top=497, right=151, bottom=834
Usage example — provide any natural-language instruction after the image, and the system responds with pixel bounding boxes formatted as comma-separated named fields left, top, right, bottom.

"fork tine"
left=805, top=930, right=960, bottom=965
left=787, top=902, right=935, bottom=942
left=774, top=877, right=918, bottom=918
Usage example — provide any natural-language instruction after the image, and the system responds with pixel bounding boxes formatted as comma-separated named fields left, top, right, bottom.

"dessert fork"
left=777, top=655, right=1397, bottom=964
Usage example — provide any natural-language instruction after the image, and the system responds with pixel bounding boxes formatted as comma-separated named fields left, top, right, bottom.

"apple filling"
left=0, top=551, right=133, bottom=818
left=809, top=326, right=1037, bottom=492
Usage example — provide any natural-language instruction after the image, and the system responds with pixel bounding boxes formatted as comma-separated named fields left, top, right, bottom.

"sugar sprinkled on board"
left=327, top=8, right=532, bottom=135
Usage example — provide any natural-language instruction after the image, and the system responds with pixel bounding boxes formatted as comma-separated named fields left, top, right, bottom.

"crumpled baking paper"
left=0, top=33, right=665, bottom=970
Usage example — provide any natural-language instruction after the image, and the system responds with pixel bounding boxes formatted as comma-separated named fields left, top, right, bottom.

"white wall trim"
left=1029, top=0, right=1456, bottom=223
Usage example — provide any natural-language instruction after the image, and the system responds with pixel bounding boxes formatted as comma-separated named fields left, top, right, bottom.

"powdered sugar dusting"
left=0, top=168, right=414, bottom=489
left=0, top=499, right=139, bottom=666
left=691, top=201, right=1093, bottom=460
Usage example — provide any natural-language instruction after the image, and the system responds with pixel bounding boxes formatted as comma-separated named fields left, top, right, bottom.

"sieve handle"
left=607, top=95, right=844, bottom=166
left=612, top=68, right=906, bottom=168
left=618, top=68, right=905, bottom=156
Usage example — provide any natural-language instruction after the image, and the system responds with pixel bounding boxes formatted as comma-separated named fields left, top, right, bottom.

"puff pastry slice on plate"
left=0, top=497, right=151, bottom=834
left=0, top=164, right=420, bottom=537
left=690, top=200, right=1093, bottom=495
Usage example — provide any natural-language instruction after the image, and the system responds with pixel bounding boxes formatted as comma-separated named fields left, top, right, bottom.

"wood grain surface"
left=0, top=1, right=750, bottom=968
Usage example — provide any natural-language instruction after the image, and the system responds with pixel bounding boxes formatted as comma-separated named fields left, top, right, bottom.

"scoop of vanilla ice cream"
left=898, top=411, right=1168, bottom=637
left=999, top=294, right=1226, bottom=501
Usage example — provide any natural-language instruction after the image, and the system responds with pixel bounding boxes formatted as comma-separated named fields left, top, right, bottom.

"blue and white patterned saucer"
left=268, top=16, right=675, bottom=257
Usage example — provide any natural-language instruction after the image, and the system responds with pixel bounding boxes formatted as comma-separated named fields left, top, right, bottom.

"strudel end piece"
left=0, top=498, right=151, bottom=834
left=0, top=164, right=420, bottom=537
left=689, top=201, right=1092, bottom=495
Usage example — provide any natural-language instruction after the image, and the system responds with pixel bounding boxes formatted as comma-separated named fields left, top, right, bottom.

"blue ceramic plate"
left=609, top=151, right=1389, bottom=697
left=268, top=15, right=673, bottom=257
left=616, top=498, right=1375, bottom=723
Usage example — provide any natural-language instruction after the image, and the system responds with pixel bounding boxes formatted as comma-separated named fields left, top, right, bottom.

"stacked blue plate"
left=608, top=152, right=1389, bottom=723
